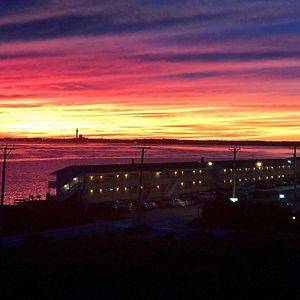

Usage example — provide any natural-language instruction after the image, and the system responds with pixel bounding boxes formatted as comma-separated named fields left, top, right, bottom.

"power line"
left=1, top=144, right=15, bottom=233
left=289, top=146, right=299, bottom=202
left=229, top=146, right=241, bottom=199
left=137, top=145, right=151, bottom=227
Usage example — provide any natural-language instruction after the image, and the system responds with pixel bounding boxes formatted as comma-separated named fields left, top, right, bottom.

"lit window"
left=116, top=187, right=119, bottom=191
left=230, top=169, right=233, bottom=172
left=239, top=179, right=242, bottom=182
left=90, top=189, right=94, bottom=194
left=180, top=182, right=184, bottom=186
left=199, top=180, right=202, bottom=184
left=90, top=176, right=94, bottom=181
left=100, top=175, right=103, bottom=180
left=208, top=162, right=213, bottom=166
left=199, top=170, right=202, bottom=174
left=271, top=176, right=274, bottom=179
left=99, top=188, right=103, bottom=193
left=224, top=169, right=227, bottom=173
left=116, top=174, right=120, bottom=178
left=125, top=174, right=128, bottom=178
left=230, top=180, right=233, bottom=183
left=124, top=187, right=128, bottom=191
left=174, top=171, right=178, bottom=175
left=256, top=162, right=262, bottom=168
left=224, top=180, right=226, bottom=184
left=193, top=170, right=196, bottom=174
left=181, top=171, right=184, bottom=175
left=156, top=185, right=160, bottom=189
left=193, top=181, right=196, bottom=185
left=73, top=177, right=78, bottom=182
left=156, top=172, right=161, bottom=176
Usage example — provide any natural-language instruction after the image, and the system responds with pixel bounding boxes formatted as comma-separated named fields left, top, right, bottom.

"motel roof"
left=52, top=157, right=299, bottom=176
left=51, top=161, right=206, bottom=176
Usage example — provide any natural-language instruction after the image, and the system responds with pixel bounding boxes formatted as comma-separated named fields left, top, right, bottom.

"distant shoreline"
left=1, top=137, right=300, bottom=147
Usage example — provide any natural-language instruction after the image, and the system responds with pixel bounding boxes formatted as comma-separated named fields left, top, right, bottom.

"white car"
left=173, top=198, right=187, bottom=207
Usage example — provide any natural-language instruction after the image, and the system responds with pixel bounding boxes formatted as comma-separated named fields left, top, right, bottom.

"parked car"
left=184, top=199, right=192, bottom=206
left=131, top=200, right=151, bottom=210
left=173, top=198, right=187, bottom=207
left=114, top=201, right=136, bottom=212
left=146, top=201, right=159, bottom=209
left=273, top=179, right=289, bottom=186
left=196, top=192, right=215, bottom=201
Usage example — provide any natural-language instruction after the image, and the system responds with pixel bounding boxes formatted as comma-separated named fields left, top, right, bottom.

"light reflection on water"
left=2, top=142, right=292, bottom=204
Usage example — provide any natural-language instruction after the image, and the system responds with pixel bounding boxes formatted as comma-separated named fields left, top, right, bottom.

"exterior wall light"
left=230, top=197, right=238, bottom=203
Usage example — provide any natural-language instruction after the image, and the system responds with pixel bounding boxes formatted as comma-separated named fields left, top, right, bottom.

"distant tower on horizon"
left=76, top=128, right=79, bottom=139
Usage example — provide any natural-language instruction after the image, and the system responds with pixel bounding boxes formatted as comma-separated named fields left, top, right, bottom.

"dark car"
left=114, top=201, right=136, bottom=212
left=131, top=200, right=151, bottom=210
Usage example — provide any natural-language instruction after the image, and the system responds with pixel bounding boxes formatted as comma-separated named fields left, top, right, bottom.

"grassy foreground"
left=2, top=229, right=300, bottom=299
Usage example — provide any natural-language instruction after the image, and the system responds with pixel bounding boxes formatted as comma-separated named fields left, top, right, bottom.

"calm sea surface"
left=1, top=142, right=294, bottom=204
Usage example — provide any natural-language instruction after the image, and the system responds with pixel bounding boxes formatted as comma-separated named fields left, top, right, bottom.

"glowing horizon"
left=1, top=1, right=300, bottom=141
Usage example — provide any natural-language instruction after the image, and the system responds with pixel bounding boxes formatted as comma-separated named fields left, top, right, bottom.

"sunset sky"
left=1, top=0, right=300, bottom=140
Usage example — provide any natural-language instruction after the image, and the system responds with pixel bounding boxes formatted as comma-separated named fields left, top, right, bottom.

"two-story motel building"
left=50, top=158, right=300, bottom=203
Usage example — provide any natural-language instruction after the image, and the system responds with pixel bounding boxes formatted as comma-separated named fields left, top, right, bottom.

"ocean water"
left=1, top=142, right=293, bottom=205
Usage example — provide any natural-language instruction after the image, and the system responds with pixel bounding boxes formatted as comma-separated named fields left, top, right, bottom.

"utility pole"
left=229, top=146, right=241, bottom=199
left=289, top=146, right=299, bottom=202
left=137, top=145, right=151, bottom=227
left=1, top=144, right=15, bottom=232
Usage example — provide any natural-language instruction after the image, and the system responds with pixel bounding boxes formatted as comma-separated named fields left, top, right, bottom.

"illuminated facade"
left=50, top=158, right=300, bottom=203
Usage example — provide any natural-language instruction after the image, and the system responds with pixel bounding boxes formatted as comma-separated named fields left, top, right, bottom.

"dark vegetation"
left=3, top=201, right=131, bottom=234
left=2, top=231, right=300, bottom=299
left=193, top=193, right=296, bottom=232
left=3, top=202, right=90, bottom=234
